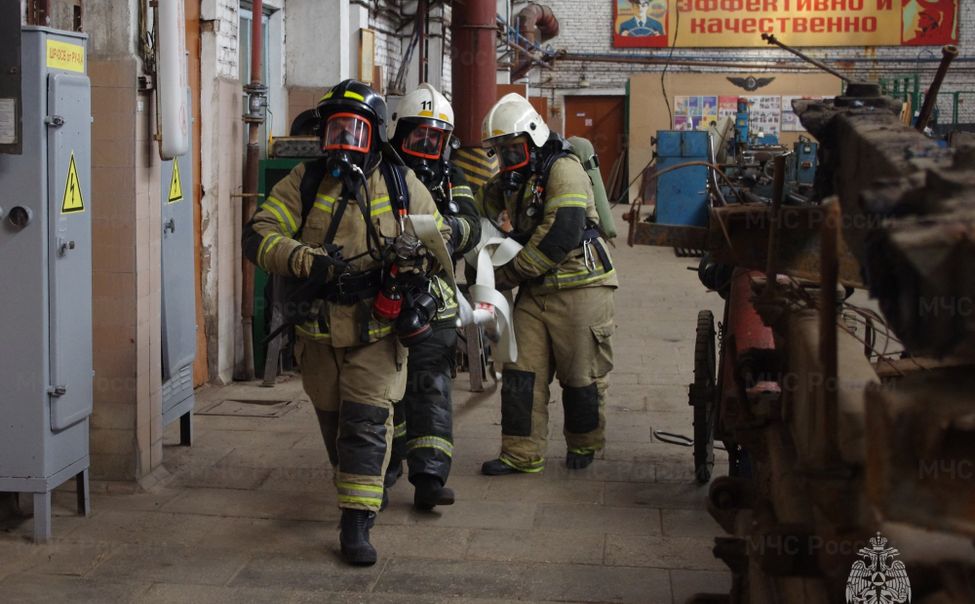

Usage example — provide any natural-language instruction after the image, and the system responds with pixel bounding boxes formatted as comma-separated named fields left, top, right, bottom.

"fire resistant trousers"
left=300, top=335, right=408, bottom=512
left=388, top=323, right=457, bottom=484
left=499, top=285, right=616, bottom=472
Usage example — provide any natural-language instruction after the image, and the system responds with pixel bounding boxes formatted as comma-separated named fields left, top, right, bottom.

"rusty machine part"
left=915, top=45, right=959, bottom=133
left=672, top=34, right=975, bottom=604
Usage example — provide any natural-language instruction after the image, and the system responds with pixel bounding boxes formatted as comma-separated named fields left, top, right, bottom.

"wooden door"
left=564, top=95, right=625, bottom=184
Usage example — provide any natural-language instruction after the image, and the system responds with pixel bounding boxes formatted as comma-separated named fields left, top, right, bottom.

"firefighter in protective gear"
left=242, top=79, right=451, bottom=565
left=383, top=83, right=481, bottom=510
left=475, top=93, right=617, bottom=476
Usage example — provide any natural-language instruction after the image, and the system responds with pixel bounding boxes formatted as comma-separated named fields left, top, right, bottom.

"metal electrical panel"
left=0, top=27, right=92, bottom=542
left=160, top=109, right=196, bottom=445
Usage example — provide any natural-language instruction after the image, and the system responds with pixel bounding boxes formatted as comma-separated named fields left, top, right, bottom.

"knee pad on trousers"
left=562, top=383, right=599, bottom=434
left=501, top=369, right=535, bottom=437
left=314, top=409, right=340, bottom=466
left=337, top=401, right=390, bottom=476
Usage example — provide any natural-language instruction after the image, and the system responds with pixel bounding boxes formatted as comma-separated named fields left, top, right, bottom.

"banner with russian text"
left=612, top=0, right=959, bottom=48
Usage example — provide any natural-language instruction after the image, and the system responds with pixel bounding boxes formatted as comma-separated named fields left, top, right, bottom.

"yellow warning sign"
left=46, top=40, right=85, bottom=74
left=61, top=153, right=85, bottom=214
left=168, top=161, right=183, bottom=203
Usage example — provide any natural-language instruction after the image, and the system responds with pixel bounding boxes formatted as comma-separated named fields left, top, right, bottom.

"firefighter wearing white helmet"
left=476, top=93, right=618, bottom=476
left=384, top=83, right=482, bottom=508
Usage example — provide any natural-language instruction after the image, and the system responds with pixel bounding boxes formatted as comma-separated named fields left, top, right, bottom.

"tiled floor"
left=0, top=214, right=730, bottom=603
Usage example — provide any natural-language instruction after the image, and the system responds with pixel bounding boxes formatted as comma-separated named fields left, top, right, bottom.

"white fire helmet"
left=388, top=83, right=454, bottom=137
left=481, top=93, right=550, bottom=149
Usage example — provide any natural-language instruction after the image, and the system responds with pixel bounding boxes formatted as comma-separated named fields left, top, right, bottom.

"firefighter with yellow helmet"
left=242, top=79, right=451, bottom=565
left=476, top=93, right=618, bottom=476
left=383, top=83, right=481, bottom=509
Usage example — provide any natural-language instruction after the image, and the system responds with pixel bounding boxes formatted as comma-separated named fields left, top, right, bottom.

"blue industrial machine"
left=654, top=130, right=711, bottom=227
left=787, top=136, right=818, bottom=187
left=735, top=98, right=749, bottom=147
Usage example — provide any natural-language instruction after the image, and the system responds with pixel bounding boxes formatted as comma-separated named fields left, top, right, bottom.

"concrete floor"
left=0, top=232, right=730, bottom=603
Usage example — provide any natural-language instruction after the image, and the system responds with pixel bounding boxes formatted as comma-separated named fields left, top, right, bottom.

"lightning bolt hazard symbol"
left=61, top=152, right=85, bottom=214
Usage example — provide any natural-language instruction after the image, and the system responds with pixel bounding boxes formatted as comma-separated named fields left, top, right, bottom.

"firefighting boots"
left=412, top=473, right=455, bottom=510
left=339, top=509, right=377, bottom=566
left=480, top=458, right=523, bottom=476
left=566, top=450, right=595, bottom=470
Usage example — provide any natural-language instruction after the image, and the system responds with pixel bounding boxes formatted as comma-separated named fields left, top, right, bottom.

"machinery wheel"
left=690, top=310, right=717, bottom=484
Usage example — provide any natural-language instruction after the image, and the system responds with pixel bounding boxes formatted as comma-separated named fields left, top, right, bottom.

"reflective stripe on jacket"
left=243, top=161, right=452, bottom=347
left=477, top=155, right=617, bottom=293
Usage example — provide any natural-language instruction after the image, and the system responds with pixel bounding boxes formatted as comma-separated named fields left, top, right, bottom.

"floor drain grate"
left=198, top=398, right=296, bottom=418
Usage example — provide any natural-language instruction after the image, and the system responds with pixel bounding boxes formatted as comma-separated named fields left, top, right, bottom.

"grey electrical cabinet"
left=0, top=27, right=92, bottom=542
left=160, top=120, right=196, bottom=444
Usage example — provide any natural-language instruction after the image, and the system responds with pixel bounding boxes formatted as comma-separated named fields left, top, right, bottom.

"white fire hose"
left=407, top=216, right=520, bottom=363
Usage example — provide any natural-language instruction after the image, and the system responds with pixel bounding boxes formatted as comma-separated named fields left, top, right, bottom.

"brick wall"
left=370, top=1, right=452, bottom=95
left=214, top=0, right=240, bottom=80
left=372, top=8, right=404, bottom=90
left=516, top=0, right=975, bottom=124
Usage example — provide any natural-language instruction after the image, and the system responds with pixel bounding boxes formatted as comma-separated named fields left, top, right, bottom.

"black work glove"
left=494, top=264, right=520, bottom=291
left=393, top=232, right=434, bottom=277
left=291, top=244, right=348, bottom=282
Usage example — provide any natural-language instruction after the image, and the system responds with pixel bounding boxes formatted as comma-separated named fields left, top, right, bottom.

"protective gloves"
left=290, top=243, right=347, bottom=282
left=392, top=232, right=434, bottom=278
left=494, top=264, right=520, bottom=291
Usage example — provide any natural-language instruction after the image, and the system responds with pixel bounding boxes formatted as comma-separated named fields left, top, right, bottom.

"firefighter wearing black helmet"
left=242, top=79, right=451, bottom=566
left=382, top=84, right=482, bottom=511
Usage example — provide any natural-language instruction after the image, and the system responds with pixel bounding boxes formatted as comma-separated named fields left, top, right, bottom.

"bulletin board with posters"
left=671, top=94, right=829, bottom=136
left=612, top=0, right=959, bottom=48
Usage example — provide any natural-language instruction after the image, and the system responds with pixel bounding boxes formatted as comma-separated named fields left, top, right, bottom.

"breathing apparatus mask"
left=396, top=122, right=451, bottom=188
left=322, top=112, right=375, bottom=182
left=491, top=136, right=534, bottom=193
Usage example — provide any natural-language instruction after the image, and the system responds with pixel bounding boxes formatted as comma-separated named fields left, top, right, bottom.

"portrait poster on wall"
left=613, top=0, right=669, bottom=48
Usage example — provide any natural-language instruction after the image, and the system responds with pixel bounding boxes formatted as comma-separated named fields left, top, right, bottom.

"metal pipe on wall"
left=418, top=0, right=429, bottom=84
left=451, top=0, right=497, bottom=148
left=511, top=3, right=559, bottom=82
left=239, top=0, right=265, bottom=381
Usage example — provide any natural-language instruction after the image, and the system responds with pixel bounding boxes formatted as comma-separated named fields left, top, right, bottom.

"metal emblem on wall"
left=726, top=76, right=774, bottom=92
left=845, top=533, right=912, bottom=604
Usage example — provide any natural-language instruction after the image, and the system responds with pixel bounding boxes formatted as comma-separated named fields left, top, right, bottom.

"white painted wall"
left=286, top=0, right=351, bottom=87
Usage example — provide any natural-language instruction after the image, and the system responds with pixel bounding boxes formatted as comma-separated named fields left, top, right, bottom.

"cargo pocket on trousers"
left=385, top=340, right=409, bottom=401
left=590, top=321, right=615, bottom=378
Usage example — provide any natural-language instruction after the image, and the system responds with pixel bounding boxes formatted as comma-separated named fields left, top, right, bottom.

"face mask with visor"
left=398, top=124, right=450, bottom=186
left=491, top=137, right=533, bottom=192
left=400, top=125, right=448, bottom=160
left=322, top=113, right=374, bottom=179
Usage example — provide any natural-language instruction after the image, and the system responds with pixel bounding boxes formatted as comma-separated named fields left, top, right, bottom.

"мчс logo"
left=845, top=532, right=912, bottom=604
